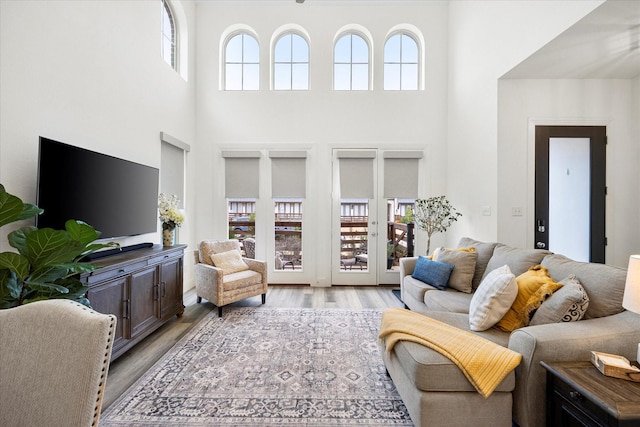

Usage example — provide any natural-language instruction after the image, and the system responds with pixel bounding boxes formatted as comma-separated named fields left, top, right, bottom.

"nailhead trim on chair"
left=60, top=300, right=116, bottom=427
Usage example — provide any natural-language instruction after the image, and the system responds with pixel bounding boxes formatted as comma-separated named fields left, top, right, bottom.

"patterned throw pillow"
left=468, top=265, right=518, bottom=332
left=530, top=275, right=590, bottom=325
left=496, top=265, right=563, bottom=332
left=209, top=250, right=249, bottom=275
left=411, top=256, right=455, bottom=290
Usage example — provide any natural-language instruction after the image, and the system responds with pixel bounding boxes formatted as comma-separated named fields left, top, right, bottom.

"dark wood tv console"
left=82, top=244, right=186, bottom=361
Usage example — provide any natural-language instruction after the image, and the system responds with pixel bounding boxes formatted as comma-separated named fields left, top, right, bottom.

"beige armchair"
left=194, top=239, right=267, bottom=316
left=0, top=299, right=116, bottom=427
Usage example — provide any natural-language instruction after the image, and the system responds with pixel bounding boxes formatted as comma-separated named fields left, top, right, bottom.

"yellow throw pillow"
left=209, top=250, right=249, bottom=275
left=496, top=265, right=563, bottom=332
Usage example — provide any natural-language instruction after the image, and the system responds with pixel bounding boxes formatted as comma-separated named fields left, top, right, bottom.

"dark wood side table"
left=541, top=360, right=640, bottom=426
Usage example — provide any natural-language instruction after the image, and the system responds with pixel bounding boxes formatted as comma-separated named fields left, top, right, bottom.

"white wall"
left=0, top=1, right=197, bottom=285
left=194, top=1, right=450, bottom=284
left=446, top=0, right=603, bottom=245
left=497, top=78, right=640, bottom=267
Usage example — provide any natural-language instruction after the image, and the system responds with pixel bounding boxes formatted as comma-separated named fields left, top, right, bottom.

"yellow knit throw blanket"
left=379, top=308, right=522, bottom=398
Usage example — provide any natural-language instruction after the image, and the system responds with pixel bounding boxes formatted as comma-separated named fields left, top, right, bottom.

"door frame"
left=534, top=125, right=606, bottom=262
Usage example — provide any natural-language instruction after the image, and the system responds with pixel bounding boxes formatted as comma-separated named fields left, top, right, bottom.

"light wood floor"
left=102, top=285, right=403, bottom=410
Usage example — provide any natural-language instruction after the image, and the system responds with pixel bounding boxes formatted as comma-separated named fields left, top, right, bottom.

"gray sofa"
left=383, top=237, right=640, bottom=427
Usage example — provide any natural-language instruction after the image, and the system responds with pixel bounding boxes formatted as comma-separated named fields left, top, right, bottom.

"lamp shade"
left=622, top=255, right=640, bottom=314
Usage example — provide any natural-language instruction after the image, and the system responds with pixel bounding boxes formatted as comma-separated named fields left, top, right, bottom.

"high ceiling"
left=503, top=0, right=640, bottom=79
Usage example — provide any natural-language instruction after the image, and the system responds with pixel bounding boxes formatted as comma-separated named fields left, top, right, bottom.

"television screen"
left=36, top=137, right=159, bottom=239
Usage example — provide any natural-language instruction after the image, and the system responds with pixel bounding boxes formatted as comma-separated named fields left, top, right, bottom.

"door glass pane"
left=274, top=199, right=302, bottom=271
left=548, top=137, right=590, bottom=262
left=228, top=198, right=256, bottom=247
left=340, top=199, right=368, bottom=271
left=386, top=199, right=415, bottom=271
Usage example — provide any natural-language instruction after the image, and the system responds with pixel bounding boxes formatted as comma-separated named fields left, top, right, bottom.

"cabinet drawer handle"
left=118, top=268, right=126, bottom=273
left=569, top=391, right=582, bottom=401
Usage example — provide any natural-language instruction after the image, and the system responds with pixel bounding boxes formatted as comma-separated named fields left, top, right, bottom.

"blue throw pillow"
left=411, top=256, right=455, bottom=290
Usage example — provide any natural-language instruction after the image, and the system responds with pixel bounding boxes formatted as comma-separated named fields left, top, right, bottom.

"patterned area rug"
left=100, top=308, right=412, bottom=426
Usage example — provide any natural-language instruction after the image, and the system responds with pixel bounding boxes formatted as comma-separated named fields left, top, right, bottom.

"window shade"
left=337, top=150, right=376, bottom=199
left=383, top=151, right=422, bottom=198
left=270, top=151, right=307, bottom=198
left=161, top=138, right=187, bottom=208
left=222, top=151, right=261, bottom=198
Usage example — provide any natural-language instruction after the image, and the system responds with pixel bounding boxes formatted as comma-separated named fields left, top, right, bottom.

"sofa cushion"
left=423, top=288, right=473, bottom=313
left=541, top=254, right=625, bottom=319
left=469, top=265, right=518, bottom=331
left=403, top=275, right=439, bottom=303
left=435, top=247, right=478, bottom=294
left=530, top=275, right=590, bottom=325
left=457, top=237, right=499, bottom=290
left=412, top=256, right=454, bottom=290
left=388, top=311, right=513, bottom=393
left=496, top=265, right=563, bottom=332
left=482, top=245, right=551, bottom=280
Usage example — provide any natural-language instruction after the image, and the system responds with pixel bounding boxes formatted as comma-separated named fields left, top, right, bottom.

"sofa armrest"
left=400, top=257, right=418, bottom=278
left=508, top=311, right=640, bottom=427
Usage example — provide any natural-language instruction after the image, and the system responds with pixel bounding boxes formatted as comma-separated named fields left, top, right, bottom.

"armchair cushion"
left=209, top=250, right=250, bottom=275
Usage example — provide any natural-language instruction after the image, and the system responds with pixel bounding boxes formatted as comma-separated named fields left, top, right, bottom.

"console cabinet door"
left=87, top=276, right=129, bottom=351
left=160, top=257, right=184, bottom=320
left=130, top=266, right=160, bottom=339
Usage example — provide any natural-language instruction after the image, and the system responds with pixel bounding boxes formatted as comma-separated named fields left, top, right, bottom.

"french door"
left=331, top=148, right=422, bottom=285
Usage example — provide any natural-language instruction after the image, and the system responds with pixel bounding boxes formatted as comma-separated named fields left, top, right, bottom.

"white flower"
left=158, top=193, right=184, bottom=229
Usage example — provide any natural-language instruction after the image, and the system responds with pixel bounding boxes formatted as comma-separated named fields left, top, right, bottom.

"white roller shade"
left=337, top=150, right=376, bottom=199
left=270, top=151, right=307, bottom=198
left=160, top=133, right=190, bottom=208
left=222, top=151, right=261, bottom=198
left=383, top=151, right=422, bottom=198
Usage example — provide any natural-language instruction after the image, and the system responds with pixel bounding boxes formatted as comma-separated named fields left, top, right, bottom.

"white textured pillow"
left=469, top=265, right=518, bottom=331
left=209, top=250, right=249, bottom=275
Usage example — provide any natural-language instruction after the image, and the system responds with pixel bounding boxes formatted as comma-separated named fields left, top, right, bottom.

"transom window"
left=225, top=33, right=260, bottom=91
left=384, top=33, right=419, bottom=90
left=274, top=33, right=309, bottom=90
left=161, top=0, right=177, bottom=70
left=334, top=33, right=369, bottom=91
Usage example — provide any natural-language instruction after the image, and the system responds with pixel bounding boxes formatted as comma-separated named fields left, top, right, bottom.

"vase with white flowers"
left=158, top=193, right=184, bottom=246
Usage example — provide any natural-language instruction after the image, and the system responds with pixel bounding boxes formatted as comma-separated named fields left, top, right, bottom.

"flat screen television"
left=36, top=137, right=159, bottom=239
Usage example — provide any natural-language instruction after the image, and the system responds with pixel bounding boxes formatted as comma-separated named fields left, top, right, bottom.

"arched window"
left=384, top=33, right=419, bottom=90
left=161, top=0, right=177, bottom=71
left=334, top=33, right=369, bottom=91
left=225, top=32, right=260, bottom=91
left=274, top=33, right=309, bottom=90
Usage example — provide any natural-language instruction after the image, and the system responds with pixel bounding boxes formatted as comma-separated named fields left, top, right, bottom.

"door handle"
left=536, top=242, right=546, bottom=249
left=537, top=220, right=546, bottom=233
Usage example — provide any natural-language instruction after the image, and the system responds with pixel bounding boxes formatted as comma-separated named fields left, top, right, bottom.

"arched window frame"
left=222, top=29, right=261, bottom=91
left=161, top=0, right=177, bottom=71
left=384, top=26, right=425, bottom=91
left=333, top=26, right=373, bottom=91
left=271, top=28, right=310, bottom=91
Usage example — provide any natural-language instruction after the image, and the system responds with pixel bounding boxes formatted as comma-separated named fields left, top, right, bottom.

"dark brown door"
left=535, top=126, right=606, bottom=263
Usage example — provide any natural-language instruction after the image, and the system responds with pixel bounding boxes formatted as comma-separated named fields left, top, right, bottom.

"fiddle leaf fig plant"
left=414, top=195, right=462, bottom=256
left=0, top=184, right=118, bottom=309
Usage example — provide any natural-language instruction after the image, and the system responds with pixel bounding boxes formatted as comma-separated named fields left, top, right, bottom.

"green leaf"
left=66, top=220, right=101, bottom=245
left=25, top=228, right=74, bottom=267
left=0, top=252, right=30, bottom=279
left=56, top=262, right=97, bottom=275
left=0, top=268, right=22, bottom=300
left=0, top=190, right=24, bottom=228
left=7, top=226, right=36, bottom=255
left=16, top=203, right=43, bottom=221
left=26, top=266, right=72, bottom=293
